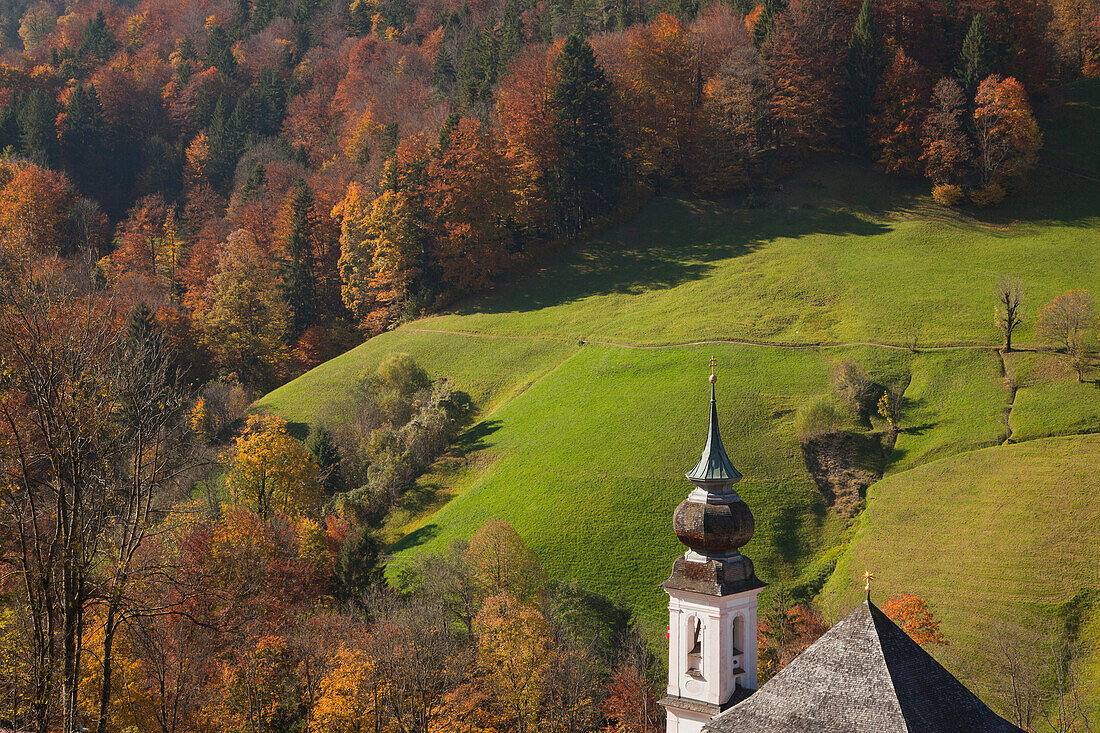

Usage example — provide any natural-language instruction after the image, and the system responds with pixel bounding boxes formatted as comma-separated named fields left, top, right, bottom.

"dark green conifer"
left=205, top=98, right=243, bottom=194
left=549, top=34, right=621, bottom=233
left=957, top=14, right=994, bottom=96
left=79, top=12, right=117, bottom=61
left=845, top=0, right=883, bottom=147
left=432, top=45, right=457, bottom=93
left=752, top=0, right=780, bottom=48
left=283, top=178, right=318, bottom=337
left=16, top=88, right=58, bottom=161
left=60, top=84, right=110, bottom=193
left=307, top=426, right=342, bottom=495
left=205, top=24, right=237, bottom=76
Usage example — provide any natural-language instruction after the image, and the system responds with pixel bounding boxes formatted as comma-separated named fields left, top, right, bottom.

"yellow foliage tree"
left=310, top=647, right=382, bottom=733
left=473, top=594, right=550, bottom=733
left=464, top=520, right=543, bottom=599
left=222, top=415, right=321, bottom=519
left=336, top=183, right=423, bottom=332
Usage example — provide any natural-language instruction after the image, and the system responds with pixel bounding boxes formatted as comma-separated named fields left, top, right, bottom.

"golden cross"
left=863, top=570, right=875, bottom=599
left=710, top=355, right=717, bottom=375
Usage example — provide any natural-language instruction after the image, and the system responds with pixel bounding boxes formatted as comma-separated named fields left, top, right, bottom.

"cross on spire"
left=863, top=570, right=875, bottom=601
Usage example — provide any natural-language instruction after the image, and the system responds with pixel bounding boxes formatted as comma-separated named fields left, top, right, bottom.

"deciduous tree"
left=882, top=592, right=948, bottom=645
left=223, top=415, right=322, bottom=519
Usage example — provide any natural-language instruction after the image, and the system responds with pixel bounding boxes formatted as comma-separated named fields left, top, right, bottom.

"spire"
left=686, top=357, right=742, bottom=484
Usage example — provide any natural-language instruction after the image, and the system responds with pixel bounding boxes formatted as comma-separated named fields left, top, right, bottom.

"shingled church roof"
left=705, top=600, right=1023, bottom=733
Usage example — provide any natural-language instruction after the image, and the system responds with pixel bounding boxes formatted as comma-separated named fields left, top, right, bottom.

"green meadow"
left=258, top=80, right=1100, bottom=717
left=822, top=435, right=1100, bottom=721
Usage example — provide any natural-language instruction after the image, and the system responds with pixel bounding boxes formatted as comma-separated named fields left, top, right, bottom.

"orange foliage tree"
left=882, top=592, right=948, bottom=645
left=870, top=48, right=931, bottom=175
left=972, top=75, right=1041, bottom=197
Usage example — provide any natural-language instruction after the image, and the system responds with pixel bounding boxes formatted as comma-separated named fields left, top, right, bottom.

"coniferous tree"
left=243, top=163, right=267, bottom=199
left=79, top=11, right=116, bottom=61
left=845, top=0, right=883, bottom=147
left=205, top=98, right=243, bottom=194
left=206, top=23, right=237, bottom=76
left=283, top=178, right=318, bottom=336
left=60, top=84, right=110, bottom=201
left=957, top=14, right=994, bottom=96
left=16, top=88, right=58, bottom=162
left=307, top=426, right=342, bottom=495
left=549, top=34, right=621, bottom=233
left=432, top=45, right=457, bottom=93
left=457, top=26, right=484, bottom=106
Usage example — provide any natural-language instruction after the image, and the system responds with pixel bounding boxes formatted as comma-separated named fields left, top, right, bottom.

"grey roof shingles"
left=705, top=600, right=1024, bottom=733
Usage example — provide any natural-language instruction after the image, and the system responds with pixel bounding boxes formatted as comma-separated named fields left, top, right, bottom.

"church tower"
left=661, top=360, right=765, bottom=733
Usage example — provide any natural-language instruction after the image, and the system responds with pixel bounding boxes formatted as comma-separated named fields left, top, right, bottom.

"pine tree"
left=243, top=163, right=267, bottom=199
left=306, top=426, right=342, bottom=495
left=957, top=14, right=994, bottom=96
left=457, top=26, right=483, bottom=106
left=432, top=45, right=457, bottom=93
left=845, top=0, right=882, bottom=147
left=78, top=11, right=116, bottom=61
left=16, top=88, right=58, bottom=161
left=283, top=178, right=318, bottom=336
left=59, top=84, right=110, bottom=199
left=205, top=98, right=243, bottom=194
left=206, top=23, right=237, bottom=77
left=126, top=301, right=159, bottom=346
left=753, top=0, right=781, bottom=48
left=549, top=34, right=621, bottom=233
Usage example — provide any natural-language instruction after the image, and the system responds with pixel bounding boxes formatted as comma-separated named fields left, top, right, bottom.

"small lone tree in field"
left=1036, top=290, right=1096, bottom=382
left=995, top=276, right=1024, bottom=352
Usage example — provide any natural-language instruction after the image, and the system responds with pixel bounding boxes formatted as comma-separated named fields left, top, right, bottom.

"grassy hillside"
left=821, top=435, right=1100, bottom=723
left=256, top=81, right=1100, bottom=705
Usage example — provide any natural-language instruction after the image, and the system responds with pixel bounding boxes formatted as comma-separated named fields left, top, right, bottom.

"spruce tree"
left=957, top=14, right=994, bottom=97
left=283, top=178, right=318, bottom=337
left=16, top=88, right=58, bottom=161
left=307, top=426, right=342, bottom=495
left=752, top=0, right=780, bottom=48
left=78, top=11, right=116, bottom=61
left=549, top=34, right=621, bottom=234
left=845, top=0, right=883, bottom=148
left=205, top=98, right=243, bottom=194
left=432, top=45, right=457, bottom=93
left=205, top=23, right=237, bottom=76
left=457, top=26, right=483, bottom=106
left=60, top=84, right=110, bottom=197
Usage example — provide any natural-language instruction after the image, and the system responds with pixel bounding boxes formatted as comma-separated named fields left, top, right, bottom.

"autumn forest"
left=0, top=0, right=1096, bottom=727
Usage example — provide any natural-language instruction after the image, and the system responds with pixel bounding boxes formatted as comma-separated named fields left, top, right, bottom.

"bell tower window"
left=731, top=615, right=746, bottom=687
left=686, top=617, right=704, bottom=679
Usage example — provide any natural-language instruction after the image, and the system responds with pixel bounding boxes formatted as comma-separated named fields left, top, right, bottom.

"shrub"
left=796, top=396, right=847, bottom=441
left=969, top=182, right=1005, bottom=207
left=830, top=360, right=876, bottom=416
left=932, top=183, right=965, bottom=206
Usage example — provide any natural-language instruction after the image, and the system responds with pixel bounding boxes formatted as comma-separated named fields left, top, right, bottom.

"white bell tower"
left=661, top=359, right=765, bottom=733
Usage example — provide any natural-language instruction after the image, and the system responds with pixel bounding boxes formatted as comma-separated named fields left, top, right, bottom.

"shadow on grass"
left=456, top=419, right=503, bottom=455
left=772, top=499, right=827, bottom=566
left=287, top=421, right=310, bottom=440
left=456, top=202, right=893, bottom=317
left=389, top=522, right=440, bottom=552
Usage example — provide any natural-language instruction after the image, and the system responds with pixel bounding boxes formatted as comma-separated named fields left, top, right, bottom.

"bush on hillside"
left=796, top=397, right=848, bottom=441
left=932, top=183, right=966, bottom=206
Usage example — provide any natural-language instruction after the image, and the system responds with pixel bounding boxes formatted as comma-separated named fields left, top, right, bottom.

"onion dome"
left=673, top=360, right=755, bottom=560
